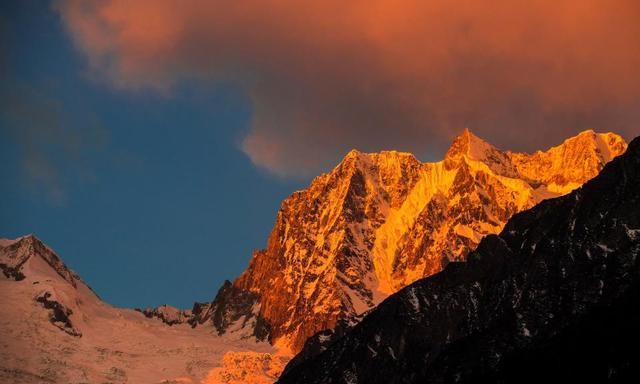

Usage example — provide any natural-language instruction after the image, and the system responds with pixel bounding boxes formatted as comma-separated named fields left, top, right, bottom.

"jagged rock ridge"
left=135, top=304, right=193, bottom=326
left=1, top=234, right=81, bottom=286
left=277, top=135, right=640, bottom=383
left=202, top=129, right=627, bottom=352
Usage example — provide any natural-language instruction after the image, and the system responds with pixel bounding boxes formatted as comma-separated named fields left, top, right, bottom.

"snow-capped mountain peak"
left=198, top=129, right=627, bottom=352
left=444, top=128, right=520, bottom=178
left=1, top=234, right=79, bottom=287
left=445, top=128, right=493, bottom=159
left=0, top=235, right=281, bottom=383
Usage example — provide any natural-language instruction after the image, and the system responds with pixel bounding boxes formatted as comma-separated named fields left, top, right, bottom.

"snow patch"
left=623, top=224, right=640, bottom=241
left=407, top=287, right=421, bottom=314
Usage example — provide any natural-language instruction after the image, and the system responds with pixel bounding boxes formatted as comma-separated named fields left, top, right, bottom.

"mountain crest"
left=443, top=128, right=521, bottom=177
left=0, top=234, right=78, bottom=286
left=339, top=149, right=420, bottom=173
left=565, top=129, right=627, bottom=162
left=445, top=128, right=492, bottom=159
left=509, top=130, right=627, bottom=194
left=201, top=129, right=628, bottom=352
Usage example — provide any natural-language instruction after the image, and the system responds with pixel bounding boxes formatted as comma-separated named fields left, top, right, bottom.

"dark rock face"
left=135, top=304, right=193, bottom=326
left=35, top=291, right=82, bottom=337
left=205, top=280, right=270, bottom=341
left=278, top=136, right=640, bottom=384
left=0, top=262, right=26, bottom=281
left=188, top=301, right=212, bottom=326
left=285, top=317, right=363, bottom=374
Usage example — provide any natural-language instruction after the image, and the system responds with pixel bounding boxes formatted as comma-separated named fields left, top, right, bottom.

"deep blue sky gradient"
left=0, top=2, right=308, bottom=308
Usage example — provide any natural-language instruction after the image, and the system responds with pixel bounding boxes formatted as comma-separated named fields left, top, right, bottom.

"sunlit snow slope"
left=0, top=235, right=282, bottom=384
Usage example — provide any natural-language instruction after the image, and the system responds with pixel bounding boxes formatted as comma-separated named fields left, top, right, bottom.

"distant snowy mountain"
left=278, top=134, right=640, bottom=384
left=0, top=235, right=282, bottom=384
left=198, top=129, right=627, bottom=352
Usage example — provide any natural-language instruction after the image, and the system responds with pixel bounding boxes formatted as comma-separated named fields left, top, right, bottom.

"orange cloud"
left=56, top=0, right=640, bottom=175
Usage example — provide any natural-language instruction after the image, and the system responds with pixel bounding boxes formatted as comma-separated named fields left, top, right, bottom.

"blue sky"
left=0, top=2, right=307, bottom=308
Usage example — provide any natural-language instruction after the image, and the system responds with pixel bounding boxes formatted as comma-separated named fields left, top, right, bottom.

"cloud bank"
left=56, top=0, right=640, bottom=175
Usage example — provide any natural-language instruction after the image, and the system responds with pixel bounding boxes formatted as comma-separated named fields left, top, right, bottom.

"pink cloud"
left=56, top=0, right=640, bottom=175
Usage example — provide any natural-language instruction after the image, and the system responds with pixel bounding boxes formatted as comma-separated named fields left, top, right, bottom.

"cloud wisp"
left=0, top=81, right=108, bottom=205
left=56, top=0, right=640, bottom=176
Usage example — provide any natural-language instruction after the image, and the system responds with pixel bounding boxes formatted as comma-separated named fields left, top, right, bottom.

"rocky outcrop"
left=206, top=280, right=270, bottom=340
left=200, top=130, right=627, bottom=352
left=35, top=291, right=82, bottom=337
left=278, top=135, right=640, bottom=383
left=188, top=301, right=213, bottom=326
left=135, top=304, right=193, bottom=326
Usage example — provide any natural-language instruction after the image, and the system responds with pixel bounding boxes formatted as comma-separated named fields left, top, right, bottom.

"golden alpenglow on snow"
left=206, top=129, right=627, bottom=352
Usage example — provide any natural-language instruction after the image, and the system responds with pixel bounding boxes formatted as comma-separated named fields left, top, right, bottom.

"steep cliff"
left=203, top=129, right=627, bottom=351
left=278, top=135, right=640, bottom=383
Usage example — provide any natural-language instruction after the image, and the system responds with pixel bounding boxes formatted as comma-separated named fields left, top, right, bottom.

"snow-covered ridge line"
left=0, top=234, right=284, bottom=383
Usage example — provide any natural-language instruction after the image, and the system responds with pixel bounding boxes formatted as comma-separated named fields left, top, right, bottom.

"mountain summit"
left=445, top=128, right=496, bottom=160
left=278, top=134, right=640, bottom=383
left=200, top=130, right=627, bottom=351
